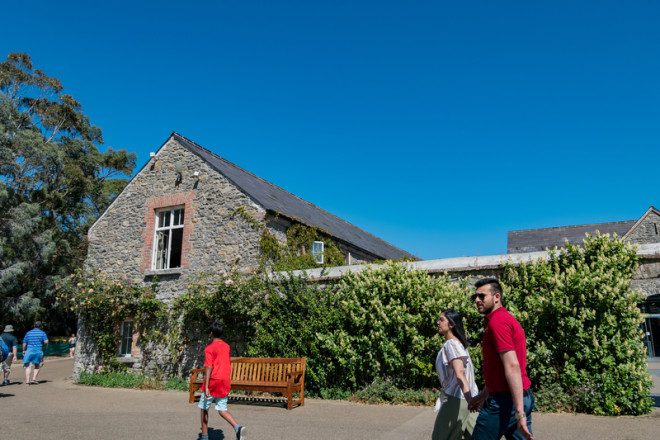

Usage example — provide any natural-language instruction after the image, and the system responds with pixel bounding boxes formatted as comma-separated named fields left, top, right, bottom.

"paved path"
left=1, top=358, right=659, bottom=440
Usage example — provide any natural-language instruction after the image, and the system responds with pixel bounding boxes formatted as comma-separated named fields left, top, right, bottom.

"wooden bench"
left=189, top=357, right=306, bottom=410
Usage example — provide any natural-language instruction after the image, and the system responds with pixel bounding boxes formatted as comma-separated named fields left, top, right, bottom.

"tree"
left=0, top=53, right=135, bottom=333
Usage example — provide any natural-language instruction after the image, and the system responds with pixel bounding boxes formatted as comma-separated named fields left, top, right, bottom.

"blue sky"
left=2, top=1, right=658, bottom=259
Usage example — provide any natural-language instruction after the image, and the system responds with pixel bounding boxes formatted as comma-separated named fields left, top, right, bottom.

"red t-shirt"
left=201, top=339, right=232, bottom=398
left=481, top=307, right=531, bottom=393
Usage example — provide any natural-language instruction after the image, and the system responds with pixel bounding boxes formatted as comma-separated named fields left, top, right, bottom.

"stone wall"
left=86, top=137, right=265, bottom=300
left=78, top=138, right=269, bottom=375
left=627, top=210, right=660, bottom=245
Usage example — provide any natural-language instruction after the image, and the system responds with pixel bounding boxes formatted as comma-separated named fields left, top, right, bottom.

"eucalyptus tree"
left=0, top=53, right=135, bottom=331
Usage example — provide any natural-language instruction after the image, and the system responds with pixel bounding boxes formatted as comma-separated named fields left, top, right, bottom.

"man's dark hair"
left=474, top=278, right=502, bottom=295
left=34, top=321, right=42, bottom=329
left=209, top=320, right=224, bottom=338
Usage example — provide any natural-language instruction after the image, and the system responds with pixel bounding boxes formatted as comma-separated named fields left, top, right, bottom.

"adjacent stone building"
left=506, top=206, right=660, bottom=301
left=507, top=206, right=660, bottom=253
left=77, top=132, right=415, bottom=373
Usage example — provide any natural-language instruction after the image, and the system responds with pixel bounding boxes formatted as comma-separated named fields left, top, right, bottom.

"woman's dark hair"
left=443, top=309, right=469, bottom=349
left=209, top=320, right=224, bottom=338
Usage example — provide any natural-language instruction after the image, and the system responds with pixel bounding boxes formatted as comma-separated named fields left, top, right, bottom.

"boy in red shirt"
left=198, top=321, right=246, bottom=440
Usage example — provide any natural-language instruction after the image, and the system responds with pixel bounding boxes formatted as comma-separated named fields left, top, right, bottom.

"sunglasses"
left=471, top=292, right=491, bottom=302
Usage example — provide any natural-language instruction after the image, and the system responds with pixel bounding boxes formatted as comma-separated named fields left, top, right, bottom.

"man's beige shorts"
left=1, top=356, right=13, bottom=373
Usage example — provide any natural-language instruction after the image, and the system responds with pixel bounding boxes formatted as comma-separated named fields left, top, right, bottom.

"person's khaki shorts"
left=1, top=356, right=13, bottom=373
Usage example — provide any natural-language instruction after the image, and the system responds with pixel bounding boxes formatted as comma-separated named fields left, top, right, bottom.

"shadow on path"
left=208, top=427, right=225, bottom=440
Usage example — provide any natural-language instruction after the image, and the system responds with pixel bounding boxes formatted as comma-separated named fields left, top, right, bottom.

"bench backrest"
left=230, top=357, right=305, bottom=383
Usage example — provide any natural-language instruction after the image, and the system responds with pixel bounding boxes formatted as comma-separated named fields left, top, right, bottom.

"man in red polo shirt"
left=468, top=278, right=534, bottom=440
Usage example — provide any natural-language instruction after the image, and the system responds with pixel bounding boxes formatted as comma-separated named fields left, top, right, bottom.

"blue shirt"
left=23, top=329, right=48, bottom=351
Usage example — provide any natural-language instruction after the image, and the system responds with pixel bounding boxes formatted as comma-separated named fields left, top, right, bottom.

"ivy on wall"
left=58, top=271, right=166, bottom=370
left=231, top=205, right=347, bottom=271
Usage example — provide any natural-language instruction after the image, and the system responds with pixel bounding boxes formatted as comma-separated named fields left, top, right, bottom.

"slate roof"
left=170, top=133, right=417, bottom=260
left=507, top=220, right=637, bottom=253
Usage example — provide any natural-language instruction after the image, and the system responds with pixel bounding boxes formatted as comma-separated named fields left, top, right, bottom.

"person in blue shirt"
left=1, top=324, right=19, bottom=385
left=22, top=321, right=49, bottom=385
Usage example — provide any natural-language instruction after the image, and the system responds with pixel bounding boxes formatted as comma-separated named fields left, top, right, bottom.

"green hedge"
left=243, top=234, right=652, bottom=414
left=501, top=234, right=652, bottom=415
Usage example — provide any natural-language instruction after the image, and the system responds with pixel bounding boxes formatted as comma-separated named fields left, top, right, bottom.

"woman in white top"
left=432, top=309, right=479, bottom=440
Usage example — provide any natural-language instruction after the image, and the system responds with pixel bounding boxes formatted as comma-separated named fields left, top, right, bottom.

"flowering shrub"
left=58, top=271, right=165, bottom=369
left=502, top=234, right=652, bottom=415
left=320, top=263, right=477, bottom=390
left=247, top=264, right=478, bottom=392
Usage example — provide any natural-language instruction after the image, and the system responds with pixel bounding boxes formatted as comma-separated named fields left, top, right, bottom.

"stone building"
left=77, top=132, right=415, bottom=373
left=506, top=206, right=660, bottom=253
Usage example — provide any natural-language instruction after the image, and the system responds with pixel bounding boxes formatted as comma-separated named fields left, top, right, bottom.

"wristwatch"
left=515, top=410, right=526, bottom=421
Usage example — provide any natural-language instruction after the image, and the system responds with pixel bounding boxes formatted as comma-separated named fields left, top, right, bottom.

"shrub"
left=247, top=273, right=341, bottom=393
left=350, top=379, right=435, bottom=405
left=164, top=376, right=189, bottom=391
left=58, top=271, right=166, bottom=370
left=503, top=234, right=653, bottom=415
left=317, top=387, right=352, bottom=400
left=172, top=273, right=264, bottom=356
left=78, top=371, right=146, bottom=388
left=78, top=371, right=188, bottom=391
left=320, top=263, right=476, bottom=390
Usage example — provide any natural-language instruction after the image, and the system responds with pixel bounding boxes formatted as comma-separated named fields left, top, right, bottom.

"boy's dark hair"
left=474, top=278, right=502, bottom=296
left=209, top=320, right=224, bottom=338
left=34, top=321, right=42, bottom=329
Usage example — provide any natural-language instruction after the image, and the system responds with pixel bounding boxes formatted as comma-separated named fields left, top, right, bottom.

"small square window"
left=311, top=241, right=324, bottom=264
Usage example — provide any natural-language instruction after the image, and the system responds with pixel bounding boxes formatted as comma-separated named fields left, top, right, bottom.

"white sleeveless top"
left=435, top=338, right=478, bottom=399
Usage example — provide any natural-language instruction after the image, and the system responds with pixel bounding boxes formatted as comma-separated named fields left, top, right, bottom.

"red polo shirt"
left=481, top=307, right=531, bottom=393
left=201, top=339, right=232, bottom=398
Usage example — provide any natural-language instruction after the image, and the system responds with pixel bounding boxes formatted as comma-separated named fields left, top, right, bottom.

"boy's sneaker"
left=236, top=426, right=246, bottom=440
left=3, top=379, right=9, bottom=385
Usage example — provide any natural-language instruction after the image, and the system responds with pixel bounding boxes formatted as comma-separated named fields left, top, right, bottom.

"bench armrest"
left=287, top=369, right=305, bottom=384
left=189, top=368, right=206, bottom=384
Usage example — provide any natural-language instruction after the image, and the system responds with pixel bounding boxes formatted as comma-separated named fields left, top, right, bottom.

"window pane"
left=155, top=230, right=170, bottom=269
left=173, top=208, right=184, bottom=226
left=312, top=241, right=324, bottom=264
left=170, top=228, right=183, bottom=268
left=120, top=321, right=133, bottom=356
left=157, top=210, right=172, bottom=228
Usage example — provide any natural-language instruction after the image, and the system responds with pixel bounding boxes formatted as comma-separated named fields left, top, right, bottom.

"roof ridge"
left=509, top=219, right=637, bottom=234
left=171, top=132, right=416, bottom=258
